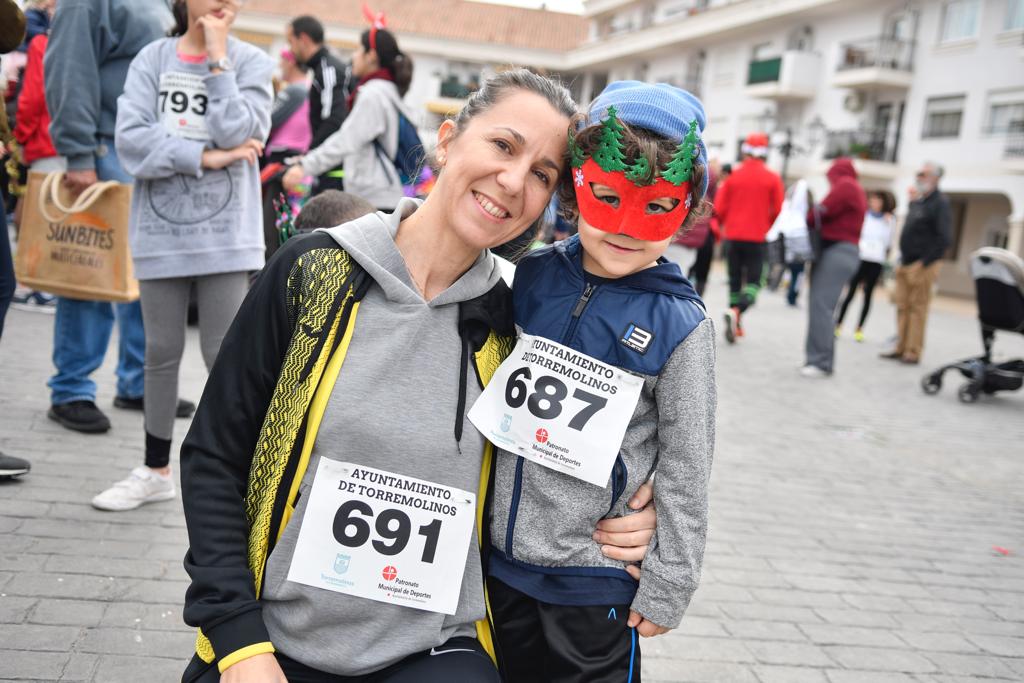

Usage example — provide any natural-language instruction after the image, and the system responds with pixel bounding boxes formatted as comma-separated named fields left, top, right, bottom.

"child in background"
left=292, top=189, right=375, bottom=234
left=835, top=189, right=896, bottom=341
left=472, top=81, right=716, bottom=681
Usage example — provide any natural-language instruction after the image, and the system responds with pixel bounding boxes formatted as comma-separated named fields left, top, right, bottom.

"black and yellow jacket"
left=179, top=232, right=513, bottom=680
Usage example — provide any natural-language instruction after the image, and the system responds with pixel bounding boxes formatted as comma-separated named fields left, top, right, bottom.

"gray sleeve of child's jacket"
left=203, top=46, right=274, bottom=149
left=115, top=48, right=204, bottom=180
left=631, top=316, right=716, bottom=629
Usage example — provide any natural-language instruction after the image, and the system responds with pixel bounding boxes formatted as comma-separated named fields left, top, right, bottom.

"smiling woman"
left=177, top=69, right=658, bottom=683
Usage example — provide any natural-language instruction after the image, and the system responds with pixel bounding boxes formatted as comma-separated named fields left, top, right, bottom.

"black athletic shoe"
left=114, top=396, right=196, bottom=419
left=0, top=453, right=31, bottom=478
left=48, top=400, right=111, bottom=433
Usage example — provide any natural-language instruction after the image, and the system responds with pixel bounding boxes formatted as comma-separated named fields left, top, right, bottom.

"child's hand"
left=628, top=610, right=670, bottom=637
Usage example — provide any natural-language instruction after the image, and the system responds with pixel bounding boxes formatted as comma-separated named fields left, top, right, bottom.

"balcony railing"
left=748, top=57, right=782, bottom=85
left=824, top=129, right=898, bottom=164
left=837, top=36, right=915, bottom=72
left=1005, top=131, right=1024, bottom=159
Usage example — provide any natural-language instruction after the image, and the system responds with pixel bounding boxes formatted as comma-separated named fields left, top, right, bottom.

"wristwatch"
left=208, top=56, right=232, bottom=72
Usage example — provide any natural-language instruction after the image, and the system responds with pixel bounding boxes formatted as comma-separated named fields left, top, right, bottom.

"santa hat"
left=741, top=132, right=770, bottom=158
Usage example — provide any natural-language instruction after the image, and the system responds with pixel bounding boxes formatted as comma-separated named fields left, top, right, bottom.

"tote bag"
left=15, top=171, right=139, bottom=302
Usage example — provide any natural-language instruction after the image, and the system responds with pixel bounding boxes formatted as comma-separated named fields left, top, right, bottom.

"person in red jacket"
left=714, top=132, right=784, bottom=343
left=11, top=28, right=60, bottom=313
left=800, top=158, right=866, bottom=377
left=13, top=32, right=59, bottom=169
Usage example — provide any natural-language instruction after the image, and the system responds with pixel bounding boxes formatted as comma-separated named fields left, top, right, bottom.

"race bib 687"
left=468, top=334, right=643, bottom=487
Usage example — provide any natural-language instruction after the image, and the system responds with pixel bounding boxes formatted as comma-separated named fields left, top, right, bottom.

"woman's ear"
left=435, top=120, right=456, bottom=166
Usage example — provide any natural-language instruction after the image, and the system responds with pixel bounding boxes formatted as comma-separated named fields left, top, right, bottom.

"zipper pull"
left=572, top=284, right=595, bottom=317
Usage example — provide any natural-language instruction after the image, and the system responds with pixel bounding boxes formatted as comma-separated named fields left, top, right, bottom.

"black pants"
left=726, top=240, right=766, bottom=313
left=0, top=207, right=14, bottom=339
left=688, top=229, right=715, bottom=297
left=836, top=260, right=884, bottom=329
left=193, top=637, right=498, bottom=683
left=489, top=578, right=640, bottom=683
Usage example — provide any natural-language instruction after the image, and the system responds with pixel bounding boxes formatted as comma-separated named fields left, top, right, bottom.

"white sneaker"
left=799, top=365, right=830, bottom=378
left=92, top=467, right=175, bottom=511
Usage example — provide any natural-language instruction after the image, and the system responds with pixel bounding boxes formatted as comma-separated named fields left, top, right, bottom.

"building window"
left=922, top=95, right=965, bottom=138
left=986, top=100, right=1024, bottom=134
left=939, top=0, right=981, bottom=42
left=1007, top=0, right=1024, bottom=30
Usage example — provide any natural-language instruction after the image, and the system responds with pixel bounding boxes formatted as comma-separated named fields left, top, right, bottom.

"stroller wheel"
left=957, top=384, right=980, bottom=403
left=921, top=374, right=942, bottom=395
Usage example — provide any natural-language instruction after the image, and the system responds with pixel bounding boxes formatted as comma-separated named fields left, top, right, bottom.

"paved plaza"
left=1, top=270, right=1022, bottom=682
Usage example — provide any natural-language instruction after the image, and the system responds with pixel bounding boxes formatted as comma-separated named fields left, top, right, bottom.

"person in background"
left=94, top=0, right=274, bottom=512
left=800, top=158, right=865, bottom=378
left=285, top=15, right=347, bottom=194
left=835, top=189, right=896, bottom=342
left=9, top=0, right=58, bottom=313
left=881, top=162, right=952, bottom=365
left=42, top=0, right=181, bottom=434
left=689, top=159, right=727, bottom=296
left=666, top=161, right=717, bottom=280
left=765, top=179, right=813, bottom=307
left=714, top=133, right=784, bottom=344
left=0, top=0, right=32, bottom=479
left=282, top=26, right=414, bottom=211
left=265, top=48, right=311, bottom=163
left=290, top=189, right=374, bottom=235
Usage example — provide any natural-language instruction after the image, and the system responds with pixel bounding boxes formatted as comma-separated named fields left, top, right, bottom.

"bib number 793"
left=333, top=501, right=442, bottom=564
left=505, top=367, right=607, bottom=431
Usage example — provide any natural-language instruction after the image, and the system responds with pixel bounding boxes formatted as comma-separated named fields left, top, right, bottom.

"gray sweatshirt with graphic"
left=115, top=36, right=274, bottom=280
left=300, top=79, right=415, bottom=210
left=260, top=199, right=504, bottom=675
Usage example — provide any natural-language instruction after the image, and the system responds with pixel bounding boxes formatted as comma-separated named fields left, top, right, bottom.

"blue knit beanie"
left=587, top=81, right=709, bottom=196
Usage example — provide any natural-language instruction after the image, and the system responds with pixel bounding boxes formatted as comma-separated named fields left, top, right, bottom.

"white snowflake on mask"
left=574, top=168, right=585, bottom=187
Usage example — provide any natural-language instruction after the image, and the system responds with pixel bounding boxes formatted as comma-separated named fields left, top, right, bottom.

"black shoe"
left=114, top=395, right=196, bottom=419
left=48, top=401, right=111, bottom=433
left=0, top=453, right=31, bottom=478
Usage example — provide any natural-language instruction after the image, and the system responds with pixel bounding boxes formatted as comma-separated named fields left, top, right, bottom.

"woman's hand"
left=282, top=164, right=305, bottom=192
left=202, top=139, right=263, bottom=170
left=196, top=0, right=241, bottom=63
left=220, top=653, right=288, bottom=683
left=628, top=610, right=670, bottom=638
left=596, top=480, right=656, bottom=579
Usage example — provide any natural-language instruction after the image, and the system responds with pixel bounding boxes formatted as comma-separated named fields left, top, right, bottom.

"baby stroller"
left=921, top=247, right=1024, bottom=403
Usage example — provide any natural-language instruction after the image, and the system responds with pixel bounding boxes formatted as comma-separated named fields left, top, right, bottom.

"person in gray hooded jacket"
left=93, top=0, right=274, bottom=513
left=282, top=27, right=414, bottom=210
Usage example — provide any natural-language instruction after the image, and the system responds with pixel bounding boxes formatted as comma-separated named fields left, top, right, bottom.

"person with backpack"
left=281, top=25, right=417, bottom=210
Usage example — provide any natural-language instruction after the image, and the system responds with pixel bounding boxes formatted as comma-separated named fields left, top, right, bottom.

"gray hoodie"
left=260, top=199, right=504, bottom=675
left=115, top=36, right=274, bottom=280
left=300, top=79, right=415, bottom=210
left=44, top=0, right=173, bottom=171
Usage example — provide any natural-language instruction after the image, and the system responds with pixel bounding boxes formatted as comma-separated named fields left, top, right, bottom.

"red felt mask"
left=572, top=158, right=692, bottom=242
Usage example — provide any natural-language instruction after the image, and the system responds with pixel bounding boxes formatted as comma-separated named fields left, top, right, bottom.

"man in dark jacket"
left=285, top=15, right=348, bottom=193
left=882, top=161, right=952, bottom=364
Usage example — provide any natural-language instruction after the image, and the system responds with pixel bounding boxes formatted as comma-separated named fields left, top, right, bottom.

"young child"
left=470, top=81, right=716, bottom=681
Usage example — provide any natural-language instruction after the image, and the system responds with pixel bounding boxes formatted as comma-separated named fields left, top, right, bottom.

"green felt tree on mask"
left=569, top=131, right=586, bottom=168
left=625, top=156, right=652, bottom=184
left=592, top=106, right=628, bottom=172
left=660, top=120, right=700, bottom=186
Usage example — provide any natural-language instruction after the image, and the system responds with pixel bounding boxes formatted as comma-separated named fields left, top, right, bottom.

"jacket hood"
left=321, top=197, right=504, bottom=307
left=828, top=158, right=858, bottom=183
left=555, top=235, right=704, bottom=305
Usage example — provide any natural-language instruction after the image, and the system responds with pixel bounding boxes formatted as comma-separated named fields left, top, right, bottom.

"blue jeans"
left=48, top=140, right=145, bottom=404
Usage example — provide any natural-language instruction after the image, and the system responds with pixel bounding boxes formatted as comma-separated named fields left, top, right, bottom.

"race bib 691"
left=468, top=334, right=643, bottom=487
left=287, top=460, right=476, bottom=615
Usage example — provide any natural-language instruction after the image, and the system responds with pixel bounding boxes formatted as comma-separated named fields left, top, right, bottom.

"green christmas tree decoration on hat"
left=592, top=106, right=628, bottom=172
left=567, top=109, right=703, bottom=188
left=660, top=120, right=700, bottom=186
left=625, top=156, right=652, bottom=184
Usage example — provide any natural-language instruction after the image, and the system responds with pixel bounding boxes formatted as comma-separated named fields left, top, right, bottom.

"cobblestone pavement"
left=1, top=270, right=1022, bottom=683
